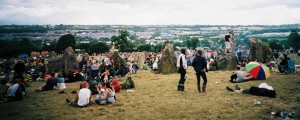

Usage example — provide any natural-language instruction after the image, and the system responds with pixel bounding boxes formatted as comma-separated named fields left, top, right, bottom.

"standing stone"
left=133, top=52, right=146, bottom=69
left=48, top=51, right=57, bottom=58
left=48, top=47, right=77, bottom=72
left=112, top=51, right=126, bottom=71
left=62, top=47, right=78, bottom=71
left=158, top=43, right=177, bottom=74
left=217, top=52, right=237, bottom=70
left=249, top=45, right=272, bottom=63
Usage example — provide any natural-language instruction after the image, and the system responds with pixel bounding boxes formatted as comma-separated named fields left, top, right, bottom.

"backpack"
left=121, top=77, right=135, bottom=89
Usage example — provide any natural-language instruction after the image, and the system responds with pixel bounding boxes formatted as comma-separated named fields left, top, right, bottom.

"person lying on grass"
left=229, top=67, right=257, bottom=83
left=66, top=81, right=92, bottom=107
left=35, top=73, right=58, bottom=92
left=226, top=83, right=276, bottom=98
left=95, top=82, right=116, bottom=105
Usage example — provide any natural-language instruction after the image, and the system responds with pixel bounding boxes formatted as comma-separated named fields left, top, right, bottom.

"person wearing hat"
left=66, top=81, right=92, bottom=107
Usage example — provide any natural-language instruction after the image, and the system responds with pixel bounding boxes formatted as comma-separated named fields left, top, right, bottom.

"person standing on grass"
left=176, top=48, right=189, bottom=91
left=192, top=50, right=208, bottom=93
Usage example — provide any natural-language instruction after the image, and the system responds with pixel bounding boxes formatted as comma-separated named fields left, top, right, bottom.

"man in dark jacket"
left=192, top=50, right=208, bottom=93
left=278, top=54, right=290, bottom=73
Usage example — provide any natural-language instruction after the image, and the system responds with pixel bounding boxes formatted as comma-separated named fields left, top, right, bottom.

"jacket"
left=192, top=55, right=207, bottom=73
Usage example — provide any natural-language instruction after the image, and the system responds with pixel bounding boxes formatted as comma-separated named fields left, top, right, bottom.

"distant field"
left=1, top=56, right=300, bottom=119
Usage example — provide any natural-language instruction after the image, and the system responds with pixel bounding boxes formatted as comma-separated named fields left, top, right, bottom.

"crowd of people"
left=1, top=34, right=299, bottom=105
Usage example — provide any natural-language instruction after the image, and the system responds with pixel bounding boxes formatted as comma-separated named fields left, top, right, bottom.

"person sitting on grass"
left=87, top=79, right=100, bottom=95
left=35, top=73, right=58, bottom=92
left=66, top=81, right=92, bottom=107
left=0, top=80, right=9, bottom=102
left=278, top=54, right=291, bottom=74
left=226, top=83, right=276, bottom=98
left=111, top=77, right=121, bottom=93
left=54, top=74, right=66, bottom=90
left=65, top=69, right=76, bottom=83
left=7, top=78, right=26, bottom=101
left=95, top=82, right=116, bottom=105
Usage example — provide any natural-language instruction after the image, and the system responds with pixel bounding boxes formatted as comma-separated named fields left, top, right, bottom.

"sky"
left=0, top=0, right=300, bottom=25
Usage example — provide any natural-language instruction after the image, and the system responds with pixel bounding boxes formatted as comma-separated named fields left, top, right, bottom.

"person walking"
left=176, top=48, right=189, bottom=91
left=192, top=50, right=208, bottom=93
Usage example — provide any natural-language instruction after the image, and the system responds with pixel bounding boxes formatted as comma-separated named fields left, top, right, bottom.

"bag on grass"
left=121, top=77, right=135, bottom=89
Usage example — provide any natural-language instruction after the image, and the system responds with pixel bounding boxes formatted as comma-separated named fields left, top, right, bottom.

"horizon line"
left=1, top=23, right=300, bottom=26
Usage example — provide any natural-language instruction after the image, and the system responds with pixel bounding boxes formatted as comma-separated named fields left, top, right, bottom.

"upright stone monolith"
left=112, top=51, right=126, bottom=71
left=133, top=52, right=146, bottom=69
left=158, top=43, right=177, bottom=74
left=48, top=47, right=77, bottom=72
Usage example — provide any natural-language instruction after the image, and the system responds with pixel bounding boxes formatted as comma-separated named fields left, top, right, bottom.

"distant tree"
left=89, top=42, right=109, bottom=54
left=77, top=43, right=91, bottom=53
left=56, top=34, right=76, bottom=53
left=190, top=37, right=199, bottom=50
left=42, top=41, right=57, bottom=52
left=124, top=42, right=136, bottom=52
left=288, top=30, right=300, bottom=49
left=0, top=38, right=38, bottom=58
left=268, top=40, right=282, bottom=50
left=111, top=30, right=130, bottom=52
left=186, top=40, right=191, bottom=49
left=154, top=44, right=163, bottom=53
left=137, top=44, right=152, bottom=52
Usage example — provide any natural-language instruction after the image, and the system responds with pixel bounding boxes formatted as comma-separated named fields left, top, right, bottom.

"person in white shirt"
left=176, top=48, right=189, bottom=91
left=66, top=81, right=92, bottom=107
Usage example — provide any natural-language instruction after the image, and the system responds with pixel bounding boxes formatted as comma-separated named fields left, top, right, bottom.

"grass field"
left=1, top=55, right=300, bottom=120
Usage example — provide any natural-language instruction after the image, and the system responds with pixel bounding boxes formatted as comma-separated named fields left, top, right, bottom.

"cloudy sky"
left=0, top=0, right=300, bottom=25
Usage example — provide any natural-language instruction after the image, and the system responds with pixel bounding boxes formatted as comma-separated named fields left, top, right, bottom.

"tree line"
left=0, top=29, right=299, bottom=58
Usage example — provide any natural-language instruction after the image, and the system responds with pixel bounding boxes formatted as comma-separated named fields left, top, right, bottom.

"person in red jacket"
left=111, top=78, right=121, bottom=92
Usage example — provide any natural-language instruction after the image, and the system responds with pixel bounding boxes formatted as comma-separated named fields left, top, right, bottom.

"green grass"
left=1, top=55, right=300, bottom=120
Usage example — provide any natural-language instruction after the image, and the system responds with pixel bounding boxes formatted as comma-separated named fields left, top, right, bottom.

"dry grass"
left=1, top=55, right=300, bottom=120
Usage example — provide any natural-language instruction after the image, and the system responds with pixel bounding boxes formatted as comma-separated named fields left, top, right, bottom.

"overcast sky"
left=0, top=0, right=300, bottom=25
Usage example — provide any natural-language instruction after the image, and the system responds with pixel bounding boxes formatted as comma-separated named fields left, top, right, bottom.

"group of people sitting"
left=0, top=78, right=27, bottom=102
left=32, top=52, right=141, bottom=107
left=66, top=80, right=117, bottom=107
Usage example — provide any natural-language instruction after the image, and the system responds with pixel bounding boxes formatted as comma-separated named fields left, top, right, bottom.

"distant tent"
left=19, top=54, right=29, bottom=58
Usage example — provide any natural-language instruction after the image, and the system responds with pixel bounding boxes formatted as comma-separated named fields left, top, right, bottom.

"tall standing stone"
left=62, top=47, right=78, bottom=71
left=133, top=52, right=146, bottom=69
left=48, top=47, right=77, bottom=72
left=158, top=43, right=177, bottom=74
left=217, top=53, right=237, bottom=70
left=112, top=51, right=126, bottom=71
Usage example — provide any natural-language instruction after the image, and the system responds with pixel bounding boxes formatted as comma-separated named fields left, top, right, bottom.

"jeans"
left=178, top=69, right=186, bottom=86
left=196, top=72, right=207, bottom=87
